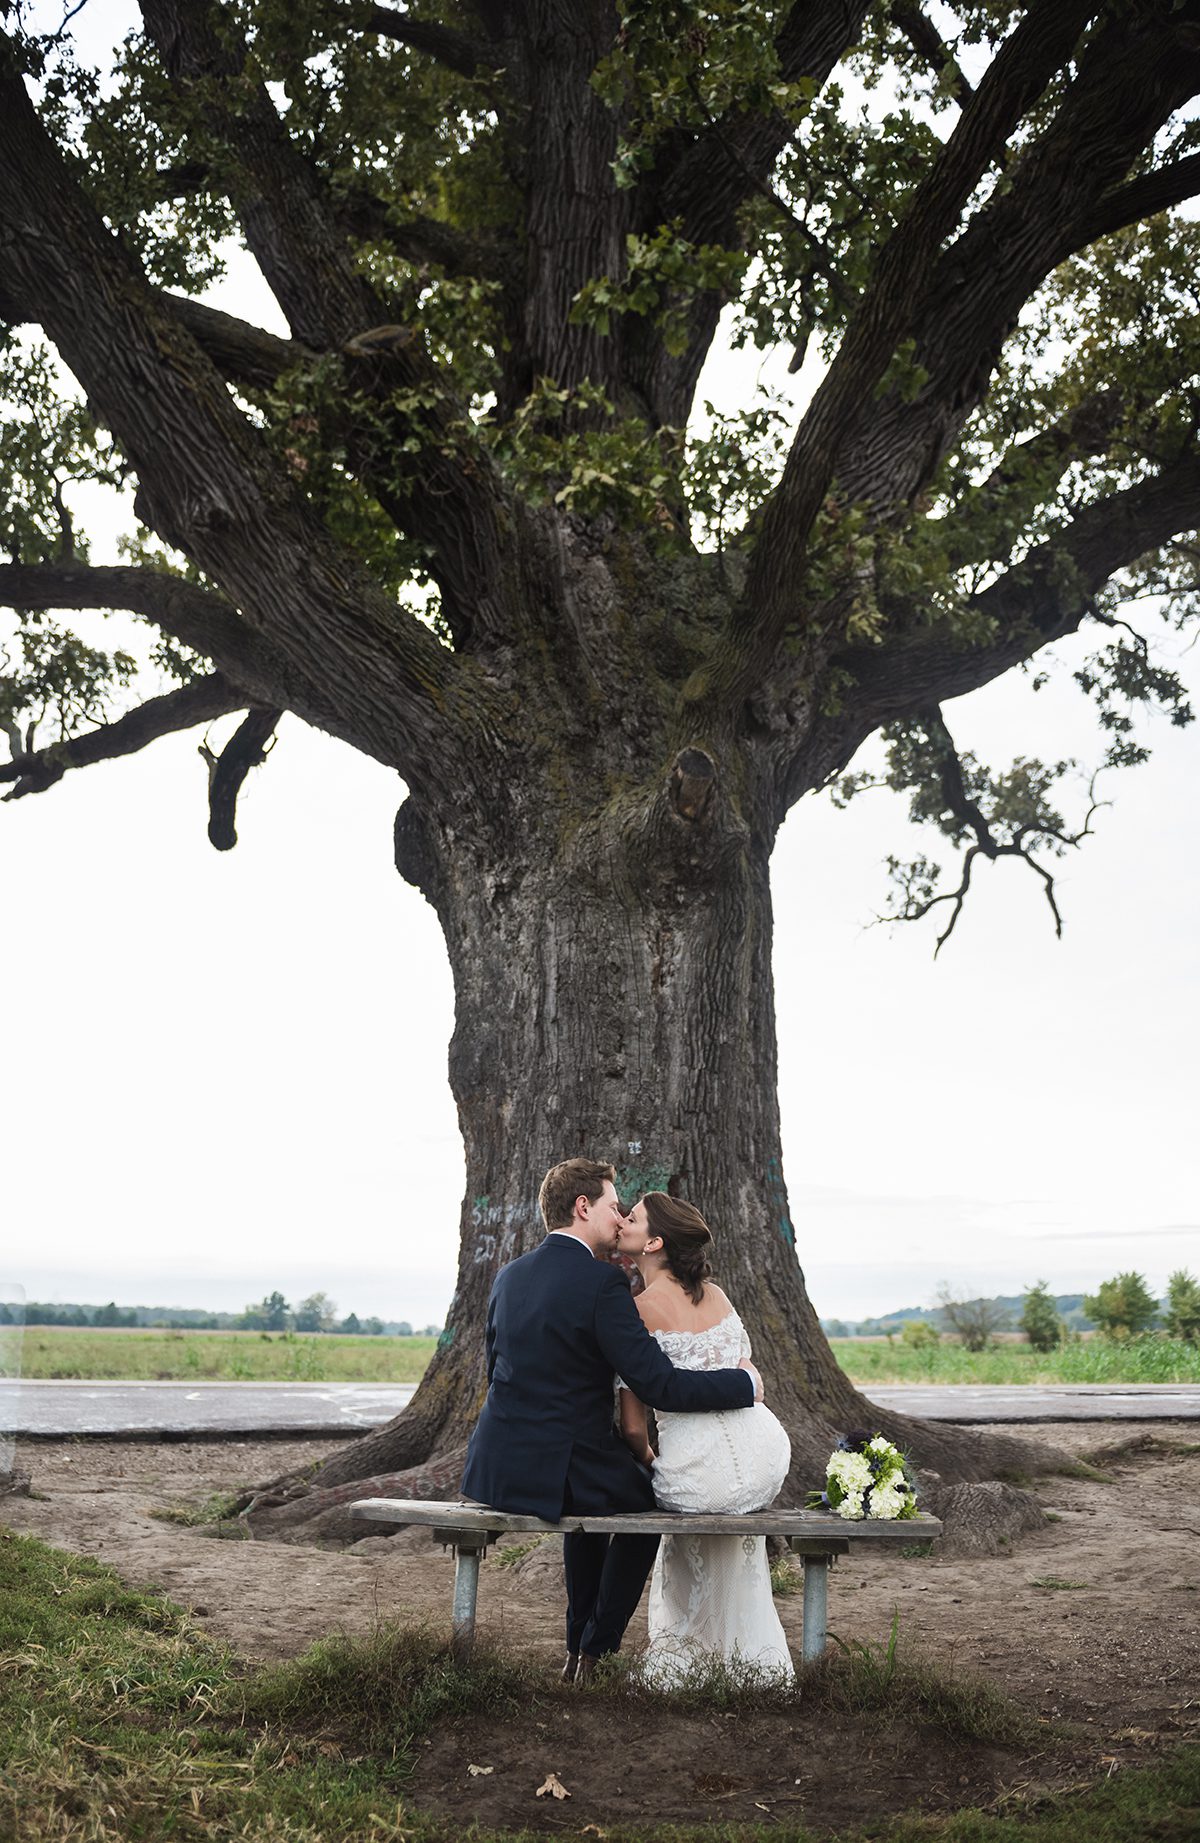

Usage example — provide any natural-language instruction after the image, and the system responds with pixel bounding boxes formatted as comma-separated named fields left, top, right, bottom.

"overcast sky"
left=3, top=3, right=1196, bottom=1327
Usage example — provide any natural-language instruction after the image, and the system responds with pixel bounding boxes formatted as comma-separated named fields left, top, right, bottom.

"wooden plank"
left=347, top=1498, right=941, bottom=1544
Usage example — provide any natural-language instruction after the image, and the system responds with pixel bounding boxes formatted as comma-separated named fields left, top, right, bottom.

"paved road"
left=2, top=1377, right=1198, bottom=1437
left=866, top=1382, right=1200, bottom=1422
left=0, top=1379, right=419, bottom=1438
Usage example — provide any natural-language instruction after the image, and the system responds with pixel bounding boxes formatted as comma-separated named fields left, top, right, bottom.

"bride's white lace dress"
left=621, top=1308, right=793, bottom=1685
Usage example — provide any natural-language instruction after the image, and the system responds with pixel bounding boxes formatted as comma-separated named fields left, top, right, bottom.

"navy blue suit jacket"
left=461, top=1233, right=755, bottom=1520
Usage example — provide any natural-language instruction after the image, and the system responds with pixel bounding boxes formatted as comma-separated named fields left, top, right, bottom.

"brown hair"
left=539, top=1158, right=616, bottom=1231
left=642, top=1192, right=713, bottom=1304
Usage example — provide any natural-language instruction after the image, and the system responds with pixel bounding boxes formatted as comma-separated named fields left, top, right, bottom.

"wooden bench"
left=349, top=1499, right=942, bottom=1663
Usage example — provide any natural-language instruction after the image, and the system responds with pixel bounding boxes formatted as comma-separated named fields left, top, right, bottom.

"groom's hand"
left=738, top=1358, right=763, bottom=1402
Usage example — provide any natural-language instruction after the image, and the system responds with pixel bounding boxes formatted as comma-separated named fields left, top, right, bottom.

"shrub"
left=1083, top=1270, right=1159, bottom=1339
left=935, top=1284, right=1009, bottom=1351
left=1020, top=1280, right=1065, bottom=1352
left=1165, top=1269, right=1200, bottom=1344
left=901, top=1318, right=940, bottom=1348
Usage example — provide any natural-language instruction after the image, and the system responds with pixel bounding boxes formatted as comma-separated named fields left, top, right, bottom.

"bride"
left=615, top=1192, right=794, bottom=1684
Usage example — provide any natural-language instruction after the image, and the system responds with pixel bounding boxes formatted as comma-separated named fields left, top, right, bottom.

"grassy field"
left=11, top=1324, right=1200, bottom=1385
left=831, top=1334, right=1200, bottom=1385
left=3, top=1529, right=1199, bottom=1842
left=15, top=1327, right=438, bottom=1382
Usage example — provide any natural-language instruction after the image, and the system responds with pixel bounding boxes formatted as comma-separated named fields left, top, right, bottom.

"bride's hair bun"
left=642, top=1192, right=713, bottom=1305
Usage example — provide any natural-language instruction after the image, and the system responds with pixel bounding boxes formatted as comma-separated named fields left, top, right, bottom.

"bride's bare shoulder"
left=634, top=1286, right=674, bottom=1331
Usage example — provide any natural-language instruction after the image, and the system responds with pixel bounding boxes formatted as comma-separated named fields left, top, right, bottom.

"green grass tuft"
left=493, top=1536, right=543, bottom=1568
left=148, top=1490, right=245, bottom=1527
left=769, top=1554, right=802, bottom=1596
left=241, top=1622, right=534, bottom=1753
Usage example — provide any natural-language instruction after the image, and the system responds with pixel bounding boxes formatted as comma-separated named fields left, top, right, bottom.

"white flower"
left=867, top=1436, right=895, bottom=1457
left=827, top=1451, right=872, bottom=1492
left=836, top=1490, right=865, bottom=1520
left=867, top=1483, right=904, bottom=1521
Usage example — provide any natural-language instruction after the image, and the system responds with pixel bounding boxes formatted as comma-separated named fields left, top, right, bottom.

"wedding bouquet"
left=808, top=1432, right=918, bottom=1521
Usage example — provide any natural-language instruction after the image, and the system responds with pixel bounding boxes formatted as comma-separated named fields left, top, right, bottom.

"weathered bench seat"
left=349, top=1498, right=943, bottom=1661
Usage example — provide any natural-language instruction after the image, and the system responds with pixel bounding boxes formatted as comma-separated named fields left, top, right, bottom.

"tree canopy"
left=1, top=0, right=1197, bottom=933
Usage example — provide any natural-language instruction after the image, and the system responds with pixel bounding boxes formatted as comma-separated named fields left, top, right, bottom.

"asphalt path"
left=3, top=1378, right=1199, bottom=1438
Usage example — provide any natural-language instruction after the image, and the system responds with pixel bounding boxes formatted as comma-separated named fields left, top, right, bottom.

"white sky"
left=2, top=2, right=1197, bottom=1326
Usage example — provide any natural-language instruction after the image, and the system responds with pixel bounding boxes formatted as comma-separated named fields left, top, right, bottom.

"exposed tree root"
left=231, top=1446, right=469, bottom=1545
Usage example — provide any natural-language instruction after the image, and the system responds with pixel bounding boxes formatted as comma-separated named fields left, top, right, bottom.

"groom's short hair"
left=539, top=1158, right=616, bottom=1231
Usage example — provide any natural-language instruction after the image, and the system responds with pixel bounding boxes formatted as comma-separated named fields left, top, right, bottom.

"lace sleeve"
left=739, top=1322, right=751, bottom=1359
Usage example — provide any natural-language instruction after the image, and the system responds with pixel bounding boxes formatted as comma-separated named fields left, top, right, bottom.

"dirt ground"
left=6, top=1422, right=1200, bottom=1833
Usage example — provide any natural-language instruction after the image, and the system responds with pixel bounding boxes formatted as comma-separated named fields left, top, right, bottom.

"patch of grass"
left=14, top=1326, right=438, bottom=1382
left=832, top=1333, right=1200, bottom=1386
left=242, top=1623, right=535, bottom=1754
left=900, top=1540, right=935, bottom=1559
left=769, top=1554, right=802, bottom=1596
left=148, top=1490, right=244, bottom=1527
left=1030, top=1576, right=1088, bottom=1591
left=1055, top=1459, right=1114, bottom=1483
left=880, top=1746, right=1200, bottom=1841
left=494, top=1537, right=543, bottom=1568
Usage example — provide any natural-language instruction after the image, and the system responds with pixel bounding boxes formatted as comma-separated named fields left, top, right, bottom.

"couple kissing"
left=461, top=1157, right=793, bottom=1686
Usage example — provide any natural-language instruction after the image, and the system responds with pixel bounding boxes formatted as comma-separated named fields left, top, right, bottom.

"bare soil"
left=6, top=1422, right=1200, bottom=1834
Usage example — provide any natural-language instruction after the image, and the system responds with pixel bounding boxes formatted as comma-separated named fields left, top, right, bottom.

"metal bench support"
left=450, top=1543, right=484, bottom=1660
left=801, top=1556, right=829, bottom=1662
left=790, top=1536, right=850, bottom=1661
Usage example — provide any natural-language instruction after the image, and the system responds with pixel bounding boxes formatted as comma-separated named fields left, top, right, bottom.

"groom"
left=461, top=1157, right=760, bottom=1679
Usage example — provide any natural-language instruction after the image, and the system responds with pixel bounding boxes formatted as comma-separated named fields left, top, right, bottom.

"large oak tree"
left=3, top=0, right=1198, bottom=1534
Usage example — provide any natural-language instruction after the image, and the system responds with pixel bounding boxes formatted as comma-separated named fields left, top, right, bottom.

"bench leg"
left=801, top=1554, right=830, bottom=1663
left=451, top=1545, right=482, bottom=1661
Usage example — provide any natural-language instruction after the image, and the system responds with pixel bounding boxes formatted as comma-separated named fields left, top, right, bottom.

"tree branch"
left=626, top=0, right=874, bottom=428
left=777, top=450, right=1200, bottom=813
left=165, top=295, right=313, bottom=392
left=0, top=562, right=293, bottom=708
left=832, top=10, right=1200, bottom=518
left=1, top=674, right=244, bottom=799
left=942, top=389, right=1127, bottom=567
left=882, top=709, right=1104, bottom=955
left=891, top=3, right=974, bottom=108
left=1076, top=151, right=1200, bottom=248
left=139, top=0, right=378, bottom=350
left=138, top=0, right=510, bottom=645
left=199, top=704, right=282, bottom=850
left=691, top=0, right=1101, bottom=719
left=0, top=64, right=470, bottom=787
left=334, top=185, right=498, bottom=277
left=362, top=5, right=489, bottom=78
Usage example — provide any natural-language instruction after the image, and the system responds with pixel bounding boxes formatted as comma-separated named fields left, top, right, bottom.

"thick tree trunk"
left=291, top=775, right=1043, bottom=1510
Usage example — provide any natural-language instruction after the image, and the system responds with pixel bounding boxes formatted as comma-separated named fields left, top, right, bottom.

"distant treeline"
left=820, top=1294, right=1096, bottom=1338
left=0, top=1295, right=441, bottom=1338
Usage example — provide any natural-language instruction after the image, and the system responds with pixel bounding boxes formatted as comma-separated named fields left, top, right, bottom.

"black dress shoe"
left=561, top=1651, right=579, bottom=1683
left=576, top=1653, right=599, bottom=1685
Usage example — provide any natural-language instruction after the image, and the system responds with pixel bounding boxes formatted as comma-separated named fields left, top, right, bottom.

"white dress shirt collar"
left=547, top=1229, right=595, bottom=1256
